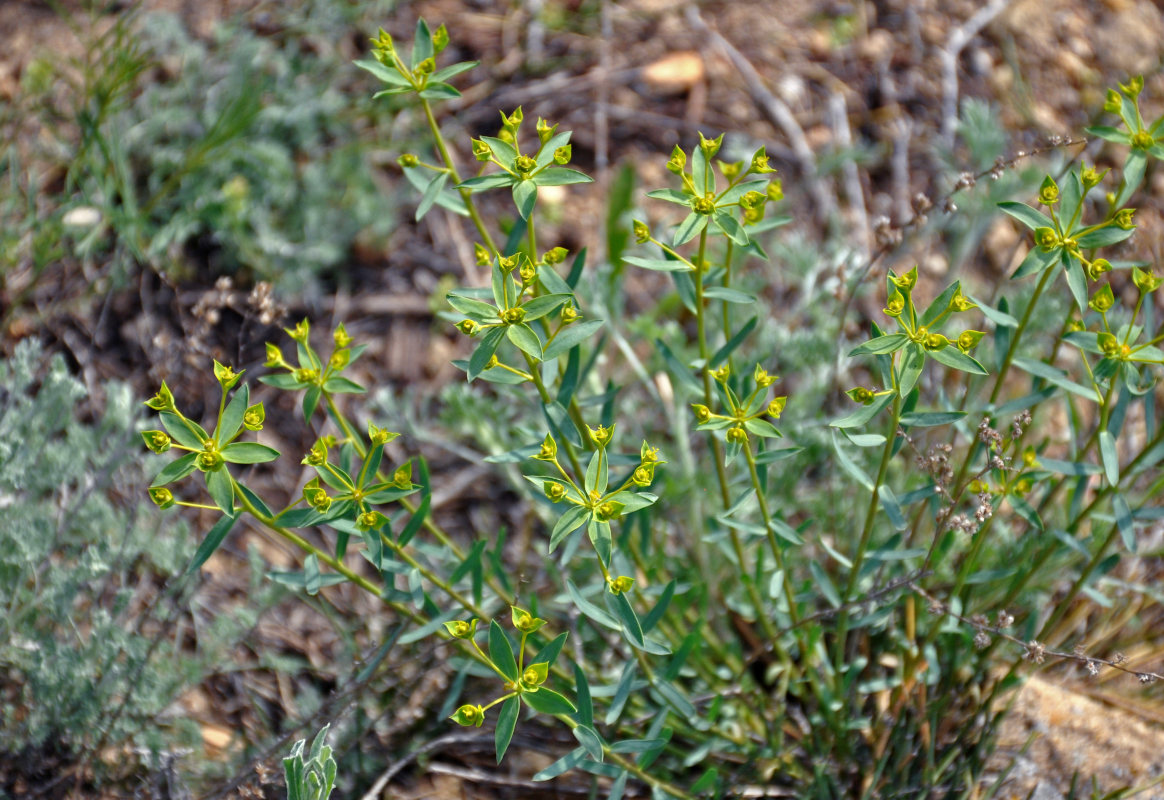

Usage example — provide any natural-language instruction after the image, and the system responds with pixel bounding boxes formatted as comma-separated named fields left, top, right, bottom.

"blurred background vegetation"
left=2, top=0, right=1163, bottom=797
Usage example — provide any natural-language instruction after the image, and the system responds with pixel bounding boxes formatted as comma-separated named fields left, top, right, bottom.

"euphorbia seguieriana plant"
left=145, top=23, right=1164, bottom=797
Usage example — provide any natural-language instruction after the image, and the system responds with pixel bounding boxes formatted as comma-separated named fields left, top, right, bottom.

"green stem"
left=420, top=98, right=499, bottom=254
left=522, top=352, right=585, bottom=478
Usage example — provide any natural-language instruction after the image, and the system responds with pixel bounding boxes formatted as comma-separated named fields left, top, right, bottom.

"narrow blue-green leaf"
left=1118, top=148, right=1147, bottom=206
left=878, top=485, right=907, bottom=531
left=186, top=512, right=237, bottom=574
left=489, top=619, right=519, bottom=680
left=411, top=18, right=433, bottom=68
left=397, top=494, right=429, bottom=547
left=532, top=167, right=593, bottom=186
left=525, top=686, right=578, bottom=716
left=1075, top=225, right=1135, bottom=249
left=151, top=452, right=199, bottom=487
left=495, top=696, right=519, bottom=763
left=969, top=295, right=1018, bottom=327
left=549, top=505, right=590, bottom=553
left=206, top=468, right=234, bottom=514
left=612, top=592, right=645, bottom=647
left=926, top=345, right=987, bottom=375
left=221, top=442, right=280, bottom=464
left=480, top=136, right=517, bottom=164
left=1039, top=457, right=1100, bottom=476
left=622, top=255, right=690, bottom=272
left=898, top=342, right=925, bottom=397
left=532, top=746, right=588, bottom=781
left=710, top=317, right=757, bottom=368
left=447, top=293, right=499, bottom=319
left=303, top=553, right=321, bottom=595
left=572, top=724, right=603, bottom=761
left=520, top=293, right=572, bottom=321
left=605, top=662, right=637, bottom=725
left=641, top=580, right=675, bottom=633
left=574, top=664, right=593, bottom=727
left=899, top=411, right=965, bottom=428
left=533, top=631, right=568, bottom=667
left=535, top=131, right=573, bottom=170
left=160, top=412, right=206, bottom=448
left=832, top=432, right=873, bottom=491
left=512, top=180, right=537, bottom=219
left=673, top=212, right=708, bottom=246
left=566, top=580, right=619, bottom=629
left=1010, top=495, right=1043, bottom=531
left=544, top=320, right=604, bottom=360
left=1099, top=430, right=1119, bottom=486
left=645, top=188, right=690, bottom=204
left=1012, top=357, right=1096, bottom=400
left=1011, top=246, right=1058, bottom=280
left=712, top=211, right=749, bottom=245
left=431, top=60, right=479, bottom=82
left=323, top=377, right=365, bottom=394
left=457, top=173, right=514, bottom=192
left=702, top=286, right=754, bottom=304
left=416, top=172, right=449, bottom=221
left=998, top=201, right=1053, bottom=231
left=1064, top=257, right=1087, bottom=312
left=1085, top=125, right=1129, bottom=144
left=850, top=334, right=908, bottom=356
left=1114, top=494, right=1134, bottom=551
left=810, top=561, right=841, bottom=607
left=507, top=323, right=542, bottom=358
left=218, top=383, right=249, bottom=444
left=468, top=327, right=506, bottom=381
left=302, top=386, right=322, bottom=422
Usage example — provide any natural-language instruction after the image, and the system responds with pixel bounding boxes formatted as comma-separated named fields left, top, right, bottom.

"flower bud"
left=501, top=307, right=526, bottom=324
left=285, top=318, right=310, bottom=343
left=1038, top=175, right=1059, bottom=205
left=1081, top=164, right=1107, bottom=190
left=698, top=131, right=724, bottom=159
left=397, top=153, right=419, bottom=168
left=640, top=442, right=662, bottom=464
left=519, top=261, right=537, bottom=285
left=432, top=23, right=449, bottom=53
left=197, top=446, right=224, bottom=472
left=511, top=606, right=546, bottom=634
left=753, top=364, right=776, bottom=388
left=414, top=57, right=435, bottom=77
left=1034, top=227, right=1059, bottom=252
left=588, top=424, right=614, bottom=448
left=1114, top=208, right=1136, bottom=230
left=766, top=181, right=784, bottom=202
left=213, top=361, right=242, bottom=389
left=1132, top=130, right=1155, bottom=150
left=443, top=618, right=478, bottom=639
left=739, top=190, right=766, bottom=210
left=142, top=430, right=171, bottom=454
left=767, top=396, right=787, bottom=418
left=450, top=704, right=485, bottom=727
left=1022, top=446, right=1039, bottom=468
left=543, top=246, right=568, bottom=265
left=294, top=367, right=319, bottom=385
left=1120, top=75, right=1144, bottom=98
left=504, top=106, right=524, bottom=130
left=333, top=323, right=353, bottom=349
left=513, top=154, right=537, bottom=176
left=750, top=146, right=775, bottom=174
left=718, top=160, right=742, bottom=180
left=149, top=486, right=175, bottom=509
left=692, top=193, right=716, bottom=215
left=924, top=332, right=950, bottom=351
left=1088, top=284, right=1115, bottom=313
left=393, top=462, right=412, bottom=488
left=143, top=384, right=174, bottom=412
left=303, top=440, right=328, bottom=467
left=368, top=422, right=398, bottom=446
left=544, top=481, right=567, bottom=502
left=471, top=139, right=492, bottom=161
left=608, top=575, right=634, bottom=595
left=633, top=220, right=650, bottom=243
left=1132, top=266, right=1162, bottom=293
left=243, top=403, right=265, bottom=431
left=1098, top=332, right=1120, bottom=357
left=498, top=254, right=518, bottom=273
left=560, top=303, right=579, bottom=323
left=884, top=288, right=906, bottom=317
left=666, top=144, right=686, bottom=174
left=553, top=145, right=571, bottom=165
left=1104, top=88, right=1122, bottom=114
left=1087, top=258, right=1112, bottom=281
left=456, top=319, right=480, bottom=336
left=535, top=434, right=558, bottom=461
left=485, top=355, right=499, bottom=369
left=521, top=662, right=549, bottom=689
left=847, top=387, right=875, bottom=405
left=329, top=348, right=350, bottom=370
left=632, top=465, right=654, bottom=487
left=536, top=117, right=558, bottom=145
left=956, top=330, right=984, bottom=353
left=357, top=510, right=387, bottom=531
left=950, top=289, right=977, bottom=313
left=743, top=206, right=764, bottom=224
left=726, top=426, right=748, bottom=445
left=264, top=343, right=287, bottom=368
left=691, top=404, right=712, bottom=424
left=891, top=266, right=918, bottom=291
left=711, top=364, right=730, bottom=383
left=595, top=500, right=624, bottom=521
